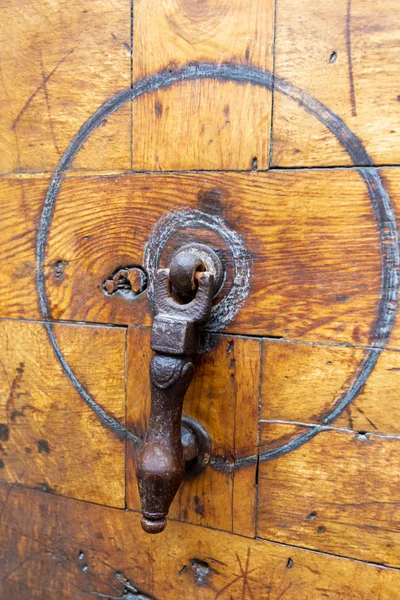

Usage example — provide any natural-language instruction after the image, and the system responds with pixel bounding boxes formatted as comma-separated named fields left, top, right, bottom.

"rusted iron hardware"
left=136, top=245, right=221, bottom=534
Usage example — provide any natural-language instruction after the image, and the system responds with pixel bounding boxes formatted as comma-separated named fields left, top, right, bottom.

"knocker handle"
left=136, top=244, right=222, bottom=533
left=137, top=355, right=194, bottom=534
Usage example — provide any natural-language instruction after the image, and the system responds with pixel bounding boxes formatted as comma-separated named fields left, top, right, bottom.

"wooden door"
left=1, top=1, right=400, bottom=598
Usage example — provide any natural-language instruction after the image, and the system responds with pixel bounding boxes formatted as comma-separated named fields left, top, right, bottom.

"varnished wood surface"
left=2, top=0, right=400, bottom=174
left=2, top=0, right=400, bottom=596
left=1, top=319, right=400, bottom=570
left=273, top=0, right=400, bottom=167
left=133, top=0, right=274, bottom=171
left=1, top=484, right=400, bottom=600
left=4, top=169, right=400, bottom=349
left=0, top=320, right=126, bottom=507
left=258, top=423, right=400, bottom=567
left=0, top=0, right=131, bottom=174
left=262, top=339, right=400, bottom=434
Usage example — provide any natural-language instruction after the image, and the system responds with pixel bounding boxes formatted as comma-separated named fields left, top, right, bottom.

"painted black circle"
left=36, top=62, right=399, bottom=462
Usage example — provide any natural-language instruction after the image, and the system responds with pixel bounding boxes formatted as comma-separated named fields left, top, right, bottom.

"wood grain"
left=132, top=0, right=274, bottom=170
left=262, top=339, right=400, bottom=435
left=2, top=2, right=400, bottom=594
left=5, top=168, right=400, bottom=349
left=0, top=176, right=48, bottom=319
left=1, top=483, right=399, bottom=599
left=0, top=0, right=131, bottom=174
left=0, top=319, right=126, bottom=507
left=272, top=0, right=400, bottom=167
left=258, top=422, right=400, bottom=566
left=126, top=327, right=260, bottom=536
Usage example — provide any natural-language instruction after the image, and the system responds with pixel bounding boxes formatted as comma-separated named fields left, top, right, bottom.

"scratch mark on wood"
left=237, top=548, right=256, bottom=600
left=39, top=49, right=61, bottom=156
left=346, top=0, right=357, bottom=117
left=215, top=550, right=257, bottom=599
left=0, top=59, right=30, bottom=216
left=12, top=47, right=76, bottom=131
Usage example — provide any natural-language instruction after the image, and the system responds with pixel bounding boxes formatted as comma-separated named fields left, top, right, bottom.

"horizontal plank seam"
left=4, top=317, right=400, bottom=353
left=254, top=536, right=400, bottom=573
left=0, top=481, right=254, bottom=541
left=0, top=316, right=129, bottom=330
left=0, top=480, right=125, bottom=512
left=259, top=419, right=400, bottom=440
left=2, top=164, right=400, bottom=177
left=1, top=481, right=398, bottom=572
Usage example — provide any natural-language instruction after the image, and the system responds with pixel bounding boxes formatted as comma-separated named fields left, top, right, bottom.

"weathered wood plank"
left=258, top=422, right=400, bottom=566
left=126, top=328, right=260, bottom=536
left=0, top=0, right=131, bottom=174
left=1, top=483, right=399, bottom=599
left=132, top=0, right=274, bottom=170
left=5, top=169, right=400, bottom=350
left=261, top=340, right=400, bottom=435
left=272, top=0, right=400, bottom=167
left=0, top=176, right=47, bottom=319
left=0, top=320, right=126, bottom=507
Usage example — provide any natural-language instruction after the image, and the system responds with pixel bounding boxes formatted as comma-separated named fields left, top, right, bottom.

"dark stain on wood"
left=0, top=424, right=9, bottom=442
left=37, top=439, right=51, bottom=454
left=197, top=187, right=225, bottom=215
left=155, top=99, right=163, bottom=117
left=193, top=494, right=205, bottom=517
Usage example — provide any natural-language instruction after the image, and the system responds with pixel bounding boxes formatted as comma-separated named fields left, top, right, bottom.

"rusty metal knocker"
left=136, top=243, right=224, bottom=534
